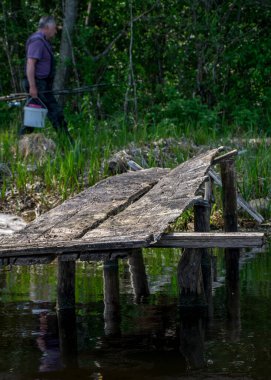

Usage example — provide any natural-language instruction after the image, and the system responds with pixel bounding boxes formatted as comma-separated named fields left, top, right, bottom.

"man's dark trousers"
left=20, top=78, right=73, bottom=144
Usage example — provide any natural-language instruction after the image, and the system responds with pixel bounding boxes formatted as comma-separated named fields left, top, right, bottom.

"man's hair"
left=38, top=16, right=56, bottom=29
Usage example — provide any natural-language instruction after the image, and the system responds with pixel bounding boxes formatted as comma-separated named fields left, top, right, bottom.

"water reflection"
left=177, top=245, right=211, bottom=370
left=57, top=308, right=78, bottom=368
left=179, top=312, right=206, bottom=369
left=36, top=312, right=62, bottom=372
left=128, top=249, right=150, bottom=303
left=177, top=247, right=214, bottom=322
left=201, top=250, right=214, bottom=319
left=1, top=245, right=268, bottom=379
left=101, top=252, right=210, bottom=371
left=225, top=248, right=241, bottom=341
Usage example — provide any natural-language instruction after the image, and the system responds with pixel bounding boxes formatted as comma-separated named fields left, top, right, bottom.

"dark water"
left=0, top=246, right=271, bottom=380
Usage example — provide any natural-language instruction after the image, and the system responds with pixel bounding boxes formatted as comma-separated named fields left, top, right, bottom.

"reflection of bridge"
left=33, top=250, right=254, bottom=374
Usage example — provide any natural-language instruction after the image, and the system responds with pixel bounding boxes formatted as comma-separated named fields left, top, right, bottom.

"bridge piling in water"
left=194, top=200, right=213, bottom=317
left=220, top=156, right=240, bottom=326
left=178, top=199, right=212, bottom=309
left=103, top=259, right=121, bottom=336
left=177, top=152, right=240, bottom=312
left=57, top=258, right=76, bottom=310
left=220, top=157, right=238, bottom=232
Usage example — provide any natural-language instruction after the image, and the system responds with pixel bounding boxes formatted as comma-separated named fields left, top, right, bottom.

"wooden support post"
left=103, top=259, right=121, bottom=336
left=220, top=157, right=240, bottom=335
left=195, top=200, right=213, bottom=317
left=220, top=158, right=238, bottom=232
left=57, top=258, right=76, bottom=310
left=178, top=199, right=211, bottom=310
left=56, top=258, right=78, bottom=366
left=204, top=176, right=212, bottom=202
left=194, top=199, right=211, bottom=232
left=128, top=249, right=150, bottom=303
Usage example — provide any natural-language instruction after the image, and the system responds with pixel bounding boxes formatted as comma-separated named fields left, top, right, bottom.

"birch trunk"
left=54, top=0, right=78, bottom=103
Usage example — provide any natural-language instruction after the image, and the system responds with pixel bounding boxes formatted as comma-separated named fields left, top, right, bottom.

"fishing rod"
left=0, top=83, right=112, bottom=103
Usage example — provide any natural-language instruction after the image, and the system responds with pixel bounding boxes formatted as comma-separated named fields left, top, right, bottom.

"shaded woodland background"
left=1, top=0, right=271, bottom=132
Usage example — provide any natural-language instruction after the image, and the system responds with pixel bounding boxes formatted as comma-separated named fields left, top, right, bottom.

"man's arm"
left=26, top=58, right=38, bottom=98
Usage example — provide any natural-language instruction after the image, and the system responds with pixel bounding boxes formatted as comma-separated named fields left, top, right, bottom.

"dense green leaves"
left=1, top=0, right=271, bottom=129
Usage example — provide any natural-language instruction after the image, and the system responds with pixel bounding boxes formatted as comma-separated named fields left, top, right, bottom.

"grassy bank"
left=0, top=106, right=270, bottom=222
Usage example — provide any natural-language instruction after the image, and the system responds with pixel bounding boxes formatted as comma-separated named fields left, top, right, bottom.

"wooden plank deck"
left=79, top=148, right=220, bottom=248
left=0, top=148, right=226, bottom=258
left=0, top=168, right=168, bottom=246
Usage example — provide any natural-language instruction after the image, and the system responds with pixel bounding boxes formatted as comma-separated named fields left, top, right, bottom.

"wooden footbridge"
left=0, top=147, right=265, bottom=266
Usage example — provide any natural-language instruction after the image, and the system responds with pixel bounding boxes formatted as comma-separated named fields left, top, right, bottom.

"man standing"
left=21, top=16, right=73, bottom=143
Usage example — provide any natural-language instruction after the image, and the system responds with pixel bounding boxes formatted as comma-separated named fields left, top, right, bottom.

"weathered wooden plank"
left=0, top=149, right=220, bottom=256
left=0, top=232, right=265, bottom=259
left=0, top=238, right=148, bottom=258
left=0, top=168, right=169, bottom=246
left=211, top=149, right=238, bottom=165
left=79, top=149, right=221, bottom=246
left=153, top=232, right=265, bottom=248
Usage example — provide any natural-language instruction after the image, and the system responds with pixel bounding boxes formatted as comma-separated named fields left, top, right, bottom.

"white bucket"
left=23, top=98, right=48, bottom=128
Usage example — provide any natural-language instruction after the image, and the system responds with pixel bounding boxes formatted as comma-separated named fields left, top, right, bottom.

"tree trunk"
left=54, top=0, right=78, bottom=103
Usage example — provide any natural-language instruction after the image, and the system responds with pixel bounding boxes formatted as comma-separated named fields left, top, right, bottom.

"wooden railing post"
left=220, top=158, right=238, bottom=233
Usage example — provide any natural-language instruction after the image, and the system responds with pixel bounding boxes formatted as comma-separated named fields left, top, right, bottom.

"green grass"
left=0, top=108, right=270, bottom=220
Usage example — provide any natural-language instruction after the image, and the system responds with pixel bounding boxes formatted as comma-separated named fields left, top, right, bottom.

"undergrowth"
left=0, top=107, right=270, bottom=220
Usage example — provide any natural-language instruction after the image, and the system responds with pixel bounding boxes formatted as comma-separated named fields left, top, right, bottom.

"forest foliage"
left=1, top=0, right=271, bottom=213
left=1, top=0, right=271, bottom=132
